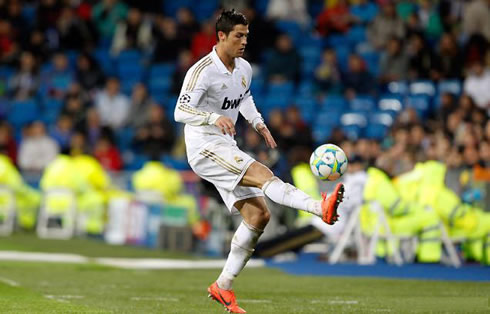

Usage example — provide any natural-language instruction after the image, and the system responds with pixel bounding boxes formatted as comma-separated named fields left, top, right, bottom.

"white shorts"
left=189, top=141, right=264, bottom=214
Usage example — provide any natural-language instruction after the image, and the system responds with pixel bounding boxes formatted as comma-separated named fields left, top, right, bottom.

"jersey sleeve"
left=174, top=64, right=221, bottom=126
left=239, top=62, right=264, bottom=130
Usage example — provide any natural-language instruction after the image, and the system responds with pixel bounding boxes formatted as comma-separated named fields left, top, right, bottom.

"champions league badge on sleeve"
left=179, top=94, right=191, bottom=104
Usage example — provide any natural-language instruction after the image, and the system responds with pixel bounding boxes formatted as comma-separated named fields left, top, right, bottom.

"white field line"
left=240, top=299, right=272, bottom=304
left=311, top=299, right=359, bottom=305
left=0, top=276, right=20, bottom=287
left=0, top=251, right=265, bottom=270
left=0, top=251, right=88, bottom=263
left=44, top=294, right=84, bottom=303
left=130, top=296, right=179, bottom=302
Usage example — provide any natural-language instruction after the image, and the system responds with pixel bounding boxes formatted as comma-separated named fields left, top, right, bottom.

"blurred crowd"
left=0, top=0, right=487, bottom=202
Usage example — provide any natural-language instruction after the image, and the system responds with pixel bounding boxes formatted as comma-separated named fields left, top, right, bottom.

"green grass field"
left=1, top=234, right=489, bottom=313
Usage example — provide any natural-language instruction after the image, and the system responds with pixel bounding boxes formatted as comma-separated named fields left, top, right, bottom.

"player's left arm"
left=239, top=92, right=277, bottom=149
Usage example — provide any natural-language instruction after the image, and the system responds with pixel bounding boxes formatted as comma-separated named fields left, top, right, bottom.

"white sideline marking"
left=240, top=299, right=272, bottom=304
left=311, top=299, right=359, bottom=305
left=0, top=251, right=265, bottom=270
left=0, top=276, right=19, bottom=287
left=0, top=251, right=88, bottom=263
left=44, top=295, right=84, bottom=303
left=95, top=258, right=265, bottom=270
left=130, top=296, right=179, bottom=302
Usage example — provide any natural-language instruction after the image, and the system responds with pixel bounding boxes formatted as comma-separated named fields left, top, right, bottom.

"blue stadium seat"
left=276, top=21, right=303, bottom=45
left=321, top=95, right=348, bottom=112
left=359, top=51, right=380, bottom=76
left=8, top=100, right=40, bottom=128
left=163, top=0, right=193, bottom=16
left=437, top=80, right=462, bottom=95
left=406, top=95, right=431, bottom=118
left=340, top=112, right=367, bottom=140
left=378, top=94, right=404, bottom=115
left=266, top=81, right=294, bottom=99
left=297, top=80, right=315, bottom=97
left=192, top=0, right=218, bottom=22
left=409, top=80, right=436, bottom=97
left=347, top=25, right=367, bottom=47
left=349, top=95, right=376, bottom=112
left=161, top=155, right=191, bottom=171
left=93, top=49, right=115, bottom=76
left=325, top=34, right=349, bottom=47
left=313, top=125, right=334, bottom=145
left=386, top=81, right=409, bottom=95
left=299, top=45, right=322, bottom=61
left=149, top=76, right=172, bottom=101
left=334, top=45, right=351, bottom=71
left=116, top=127, right=134, bottom=151
left=263, top=93, right=291, bottom=110
left=255, top=0, right=270, bottom=15
left=149, top=63, right=175, bottom=79
left=365, top=112, right=393, bottom=140
left=124, top=153, right=149, bottom=171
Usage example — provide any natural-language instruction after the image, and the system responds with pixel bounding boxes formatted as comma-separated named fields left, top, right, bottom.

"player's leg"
left=209, top=196, right=268, bottom=313
left=240, top=161, right=344, bottom=225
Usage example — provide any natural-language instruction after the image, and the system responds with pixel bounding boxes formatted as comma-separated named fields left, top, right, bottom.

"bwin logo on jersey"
left=221, top=94, right=243, bottom=110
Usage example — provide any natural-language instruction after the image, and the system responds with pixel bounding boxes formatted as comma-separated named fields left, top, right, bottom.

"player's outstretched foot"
left=207, top=282, right=246, bottom=313
left=321, top=183, right=345, bottom=225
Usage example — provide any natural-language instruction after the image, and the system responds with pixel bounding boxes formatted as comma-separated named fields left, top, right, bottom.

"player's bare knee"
left=248, top=208, right=270, bottom=230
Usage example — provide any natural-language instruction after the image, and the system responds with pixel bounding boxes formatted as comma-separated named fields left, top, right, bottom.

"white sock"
left=262, top=177, right=322, bottom=217
left=217, top=221, right=263, bottom=290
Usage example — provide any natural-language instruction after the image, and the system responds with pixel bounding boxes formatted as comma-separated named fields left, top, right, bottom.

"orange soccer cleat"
left=321, top=183, right=345, bottom=225
left=207, top=282, right=246, bottom=313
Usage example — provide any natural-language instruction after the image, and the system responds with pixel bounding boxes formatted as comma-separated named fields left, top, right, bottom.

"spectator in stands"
left=407, top=32, right=435, bottom=80
left=316, top=0, right=357, bottom=36
left=284, top=106, right=313, bottom=150
left=35, top=0, right=62, bottom=31
left=94, top=77, right=130, bottom=129
left=267, top=0, right=310, bottom=27
left=9, top=51, right=39, bottom=101
left=191, top=20, right=216, bottom=61
left=171, top=50, right=193, bottom=95
left=94, top=136, right=122, bottom=171
left=56, top=6, right=92, bottom=51
left=243, top=7, right=279, bottom=64
left=0, top=20, right=20, bottom=65
left=379, top=37, right=408, bottom=84
left=242, top=125, right=279, bottom=169
left=314, top=48, right=341, bottom=93
left=152, top=16, right=185, bottom=63
left=462, top=0, right=490, bottom=41
left=24, top=29, right=51, bottom=64
left=82, top=107, right=114, bottom=148
left=0, top=120, right=17, bottom=163
left=69, top=131, right=89, bottom=156
left=18, top=121, right=59, bottom=172
left=4, top=0, right=29, bottom=40
left=41, top=52, right=75, bottom=100
left=367, top=1, right=405, bottom=50
left=76, top=53, right=106, bottom=92
left=132, top=105, right=175, bottom=158
left=265, top=34, right=301, bottom=83
left=175, top=7, right=200, bottom=49
left=91, top=0, right=128, bottom=40
left=126, top=83, right=152, bottom=129
left=480, top=141, right=490, bottom=168
left=342, top=53, right=376, bottom=98
left=49, top=114, right=73, bottom=151
left=417, top=0, right=443, bottom=40
left=464, top=60, right=490, bottom=113
left=267, top=109, right=288, bottom=149
left=111, top=7, right=152, bottom=56
left=433, top=32, right=463, bottom=80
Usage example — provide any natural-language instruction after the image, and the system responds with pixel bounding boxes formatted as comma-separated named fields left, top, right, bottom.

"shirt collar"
left=211, top=46, right=239, bottom=74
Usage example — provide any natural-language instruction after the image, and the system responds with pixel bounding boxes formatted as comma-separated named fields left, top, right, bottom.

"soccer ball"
left=310, top=144, right=348, bottom=181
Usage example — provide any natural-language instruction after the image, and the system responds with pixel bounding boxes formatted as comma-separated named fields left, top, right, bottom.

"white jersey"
left=174, top=47, right=263, bottom=162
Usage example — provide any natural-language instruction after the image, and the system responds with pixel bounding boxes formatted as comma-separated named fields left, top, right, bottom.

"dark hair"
left=215, top=9, right=248, bottom=40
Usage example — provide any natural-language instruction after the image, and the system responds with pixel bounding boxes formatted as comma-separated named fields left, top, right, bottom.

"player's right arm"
left=174, top=66, right=235, bottom=135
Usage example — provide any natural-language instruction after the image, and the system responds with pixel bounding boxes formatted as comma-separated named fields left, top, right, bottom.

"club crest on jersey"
left=221, top=94, right=243, bottom=110
left=241, top=76, right=247, bottom=88
left=234, top=156, right=243, bottom=164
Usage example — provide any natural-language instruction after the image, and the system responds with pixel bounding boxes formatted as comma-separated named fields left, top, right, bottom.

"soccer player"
left=174, top=9, right=344, bottom=313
